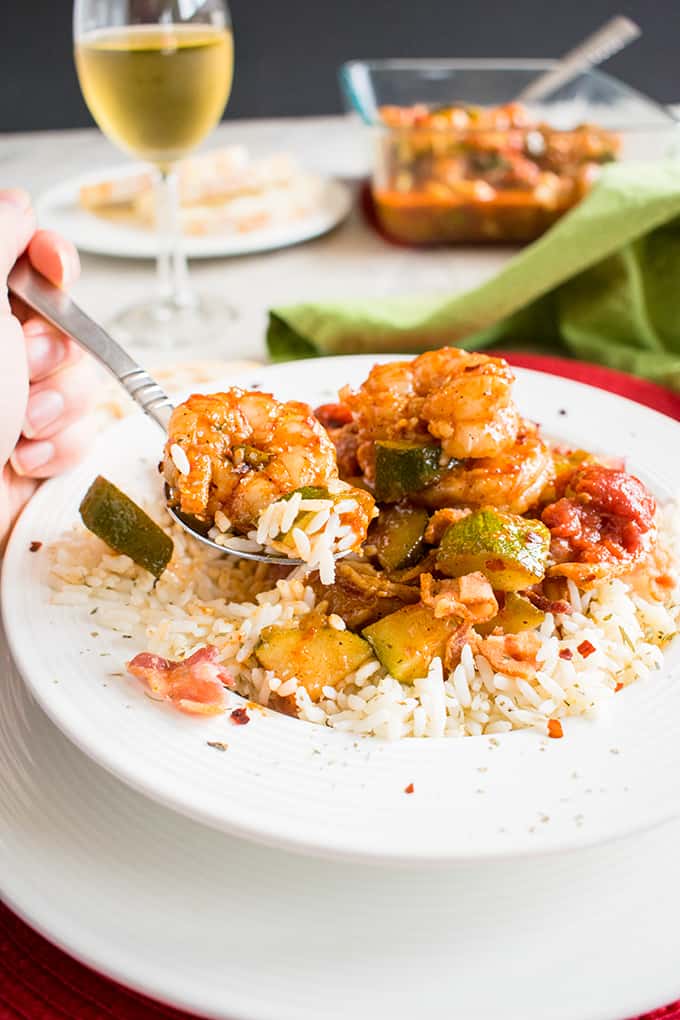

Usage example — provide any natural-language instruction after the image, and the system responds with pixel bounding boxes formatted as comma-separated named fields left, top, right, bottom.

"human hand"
left=0, top=188, right=95, bottom=546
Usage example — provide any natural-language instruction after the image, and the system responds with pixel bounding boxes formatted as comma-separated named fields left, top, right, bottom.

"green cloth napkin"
left=267, top=162, right=680, bottom=390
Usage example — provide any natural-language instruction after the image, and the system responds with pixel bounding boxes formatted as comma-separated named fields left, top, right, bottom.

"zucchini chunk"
left=255, top=619, right=372, bottom=700
left=374, top=441, right=452, bottom=503
left=475, top=592, right=545, bottom=637
left=79, top=475, right=173, bottom=579
left=370, top=506, right=429, bottom=571
left=363, top=604, right=458, bottom=683
left=436, top=509, right=550, bottom=591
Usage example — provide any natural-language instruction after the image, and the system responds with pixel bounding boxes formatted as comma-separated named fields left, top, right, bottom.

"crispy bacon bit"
left=29, top=540, right=43, bottom=552
left=207, top=741, right=229, bottom=751
left=423, top=507, right=471, bottom=545
left=314, top=402, right=353, bottom=429
left=547, top=719, right=563, bottom=739
left=476, top=630, right=542, bottom=680
left=127, top=645, right=232, bottom=716
left=420, top=571, right=497, bottom=623
left=444, top=624, right=473, bottom=672
left=615, top=682, right=624, bottom=692
left=404, top=782, right=415, bottom=794
left=577, top=639, right=596, bottom=658
left=559, top=648, right=574, bottom=660
left=522, top=589, right=572, bottom=615
left=230, top=706, right=250, bottom=725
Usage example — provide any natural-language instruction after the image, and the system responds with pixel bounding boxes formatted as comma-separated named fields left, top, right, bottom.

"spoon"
left=516, top=15, right=641, bottom=103
left=8, top=255, right=303, bottom=567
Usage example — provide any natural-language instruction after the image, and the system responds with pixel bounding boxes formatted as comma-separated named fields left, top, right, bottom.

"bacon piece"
left=476, top=630, right=542, bottom=680
left=420, top=571, right=497, bottom=623
left=127, top=645, right=233, bottom=716
left=444, top=624, right=473, bottom=673
left=521, top=588, right=572, bottom=615
left=423, top=507, right=472, bottom=545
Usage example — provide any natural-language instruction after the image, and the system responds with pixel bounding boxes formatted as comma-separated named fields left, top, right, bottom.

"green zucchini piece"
left=436, top=509, right=550, bottom=591
left=371, top=506, right=429, bottom=571
left=79, top=475, right=173, bottom=578
left=282, top=486, right=329, bottom=501
left=476, top=592, right=545, bottom=637
left=363, top=604, right=458, bottom=683
left=374, top=441, right=450, bottom=503
left=255, top=621, right=372, bottom=700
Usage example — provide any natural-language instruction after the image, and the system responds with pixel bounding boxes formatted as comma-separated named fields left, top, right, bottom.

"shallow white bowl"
left=3, top=356, right=680, bottom=862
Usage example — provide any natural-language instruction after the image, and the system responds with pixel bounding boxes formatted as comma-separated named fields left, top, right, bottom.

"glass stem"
left=155, top=165, right=195, bottom=310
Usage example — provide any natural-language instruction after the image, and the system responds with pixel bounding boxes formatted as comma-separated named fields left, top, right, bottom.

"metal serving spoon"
left=8, top=256, right=303, bottom=566
left=516, top=15, right=640, bottom=103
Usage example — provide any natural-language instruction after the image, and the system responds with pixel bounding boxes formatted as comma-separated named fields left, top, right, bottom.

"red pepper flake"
left=559, top=648, right=573, bottom=660
left=547, top=719, right=563, bottom=739
left=615, top=682, right=624, bottom=692
left=29, top=541, right=43, bottom=552
left=577, top=639, right=596, bottom=658
left=656, top=574, right=675, bottom=589
left=230, top=707, right=250, bottom=726
left=404, top=782, right=415, bottom=794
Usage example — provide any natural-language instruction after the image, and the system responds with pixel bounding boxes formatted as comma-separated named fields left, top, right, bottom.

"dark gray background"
left=2, top=0, right=677, bottom=133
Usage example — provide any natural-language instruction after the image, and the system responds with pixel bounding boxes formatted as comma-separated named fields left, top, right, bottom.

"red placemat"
left=1, top=354, right=679, bottom=1020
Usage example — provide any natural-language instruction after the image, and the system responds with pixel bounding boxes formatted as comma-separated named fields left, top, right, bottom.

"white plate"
left=3, top=356, right=680, bottom=863
left=35, top=165, right=353, bottom=259
left=2, top=626, right=680, bottom=1020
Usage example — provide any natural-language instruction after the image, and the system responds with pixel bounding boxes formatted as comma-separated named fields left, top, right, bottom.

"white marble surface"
left=0, top=116, right=512, bottom=365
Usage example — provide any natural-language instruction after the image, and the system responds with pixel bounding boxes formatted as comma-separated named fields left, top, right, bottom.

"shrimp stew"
left=373, top=102, right=620, bottom=244
left=56, top=348, right=678, bottom=740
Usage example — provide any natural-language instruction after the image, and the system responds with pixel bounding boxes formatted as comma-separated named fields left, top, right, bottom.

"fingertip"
left=0, top=188, right=31, bottom=212
left=0, top=191, right=36, bottom=285
left=28, top=230, right=80, bottom=289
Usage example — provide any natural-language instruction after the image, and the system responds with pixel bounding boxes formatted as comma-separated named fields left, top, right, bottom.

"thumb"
left=0, top=189, right=36, bottom=310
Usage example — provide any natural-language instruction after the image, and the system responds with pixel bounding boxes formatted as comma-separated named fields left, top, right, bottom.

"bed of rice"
left=48, top=496, right=680, bottom=740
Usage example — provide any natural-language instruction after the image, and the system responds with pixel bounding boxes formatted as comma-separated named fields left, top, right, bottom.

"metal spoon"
left=8, top=255, right=303, bottom=566
left=516, top=15, right=641, bottom=103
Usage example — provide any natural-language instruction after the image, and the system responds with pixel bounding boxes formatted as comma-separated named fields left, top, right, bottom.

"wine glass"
left=73, top=0, right=234, bottom=349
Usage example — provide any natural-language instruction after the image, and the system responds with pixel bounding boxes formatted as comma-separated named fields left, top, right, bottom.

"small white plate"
left=35, top=165, right=353, bottom=259
left=3, top=357, right=680, bottom=863
left=2, top=629, right=680, bottom=1020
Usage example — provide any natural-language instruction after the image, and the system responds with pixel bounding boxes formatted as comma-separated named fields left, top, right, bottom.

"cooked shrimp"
left=415, top=424, right=554, bottom=515
left=339, top=348, right=520, bottom=473
left=542, top=465, right=657, bottom=584
left=416, top=349, right=521, bottom=459
left=164, top=389, right=338, bottom=531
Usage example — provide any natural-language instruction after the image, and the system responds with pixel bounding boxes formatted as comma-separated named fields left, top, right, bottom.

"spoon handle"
left=517, top=15, right=640, bottom=103
left=8, top=256, right=173, bottom=433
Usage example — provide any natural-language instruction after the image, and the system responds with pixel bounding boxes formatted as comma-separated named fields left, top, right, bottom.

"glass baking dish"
left=340, top=59, right=678, bottom=245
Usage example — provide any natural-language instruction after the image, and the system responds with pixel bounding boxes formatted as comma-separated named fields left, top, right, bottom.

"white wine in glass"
left=73, top=1, right=234, bottom=349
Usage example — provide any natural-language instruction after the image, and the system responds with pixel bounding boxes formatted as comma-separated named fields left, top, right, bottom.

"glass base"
left=107, top=294, right=237, bottom=352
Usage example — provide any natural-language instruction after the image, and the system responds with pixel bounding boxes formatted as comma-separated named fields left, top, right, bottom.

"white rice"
left=208, top=480, right=366, bottom=585
left=48, top=495, right=680, bottom=741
